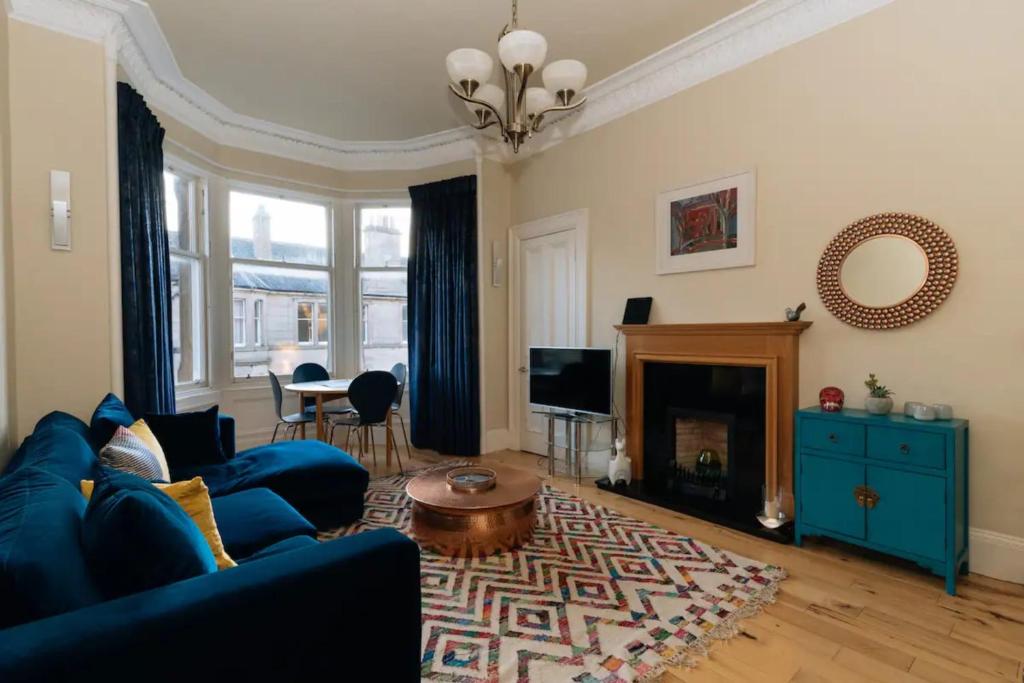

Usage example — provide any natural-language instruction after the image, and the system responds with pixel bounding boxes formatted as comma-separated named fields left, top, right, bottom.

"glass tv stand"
left=533, top=410, right=618, bottom=484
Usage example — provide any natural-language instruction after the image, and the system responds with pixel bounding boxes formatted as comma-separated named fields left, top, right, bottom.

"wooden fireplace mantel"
left=616, top=321, right=812, bottom=516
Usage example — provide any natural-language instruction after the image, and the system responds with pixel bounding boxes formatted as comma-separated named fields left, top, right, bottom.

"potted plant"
left=864, top=373, right=894, bottom=415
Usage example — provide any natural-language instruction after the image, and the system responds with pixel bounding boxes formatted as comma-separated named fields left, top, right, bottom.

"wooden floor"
left=358, top=445, right=1024, bottom=683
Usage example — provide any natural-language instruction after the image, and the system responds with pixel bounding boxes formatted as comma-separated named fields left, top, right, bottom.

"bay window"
left=229, top=189, right=331, bottom=379
left=165, top=169, right=207, bottom=388
left=357, top=206, right=410, bottom=371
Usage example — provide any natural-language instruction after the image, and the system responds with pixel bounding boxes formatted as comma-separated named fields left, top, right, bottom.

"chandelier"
left=445, top=0, right=587, bottom=153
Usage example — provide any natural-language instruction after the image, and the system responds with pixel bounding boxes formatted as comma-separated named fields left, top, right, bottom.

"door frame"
left=508, top=208, right=590, bottom=452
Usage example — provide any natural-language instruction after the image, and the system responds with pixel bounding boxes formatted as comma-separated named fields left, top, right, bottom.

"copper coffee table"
left=406, top=465, right=541, bottom=557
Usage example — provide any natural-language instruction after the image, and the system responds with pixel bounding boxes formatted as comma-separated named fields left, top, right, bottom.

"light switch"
left=50, top=170, right=71, bottom=251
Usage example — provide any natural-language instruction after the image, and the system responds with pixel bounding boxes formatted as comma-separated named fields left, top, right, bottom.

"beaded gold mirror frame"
left=817, top=213, right=958, bottom=329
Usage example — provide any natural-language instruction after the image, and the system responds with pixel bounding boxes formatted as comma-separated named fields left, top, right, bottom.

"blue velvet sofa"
left=0, top=404, right=422, bottom=682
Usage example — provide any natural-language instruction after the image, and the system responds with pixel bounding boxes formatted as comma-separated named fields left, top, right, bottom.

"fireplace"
left=597, top=322, right=811, bottom=542
left=643, top=362, right=765, bottom=525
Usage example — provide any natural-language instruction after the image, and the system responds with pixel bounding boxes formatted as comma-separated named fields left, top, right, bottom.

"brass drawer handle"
left=899, top=443, right=910, bottom=455
left=854, top=485, right=880, bottom=509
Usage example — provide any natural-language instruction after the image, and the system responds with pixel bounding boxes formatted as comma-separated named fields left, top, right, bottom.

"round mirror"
left=839, top=236, right=928, bottom=308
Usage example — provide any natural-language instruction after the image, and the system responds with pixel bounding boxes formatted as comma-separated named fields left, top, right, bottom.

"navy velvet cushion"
left=145, top=405, right=226, bottom=471
left=211, top=488, right=316, bottom=559
left=34, top=410, right=91, bottom=442
left=81, top=469, right=217, bottom=599
left=89, top=393, right=135, bottom=449
left=0, top=467, right=103, bottom=629
left=4, top=426, right=99, bottom=486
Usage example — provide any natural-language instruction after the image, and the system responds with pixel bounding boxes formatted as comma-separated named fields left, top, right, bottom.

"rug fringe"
left=634, top=567, right=788, bottom=682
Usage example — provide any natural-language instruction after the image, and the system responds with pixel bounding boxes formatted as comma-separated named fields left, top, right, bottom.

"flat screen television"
left=529, top=347, right=612, bottom=416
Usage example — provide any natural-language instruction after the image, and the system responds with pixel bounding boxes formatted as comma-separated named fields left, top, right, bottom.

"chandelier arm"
left=471, top=120, right=501, bottom=132
left=448, top=83, right=508, bottom=133
left=530, top=96, right=588, bottom=133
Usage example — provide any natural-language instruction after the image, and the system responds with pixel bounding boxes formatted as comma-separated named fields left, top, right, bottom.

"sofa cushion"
left=177, top=441, right=368, bottom=528
left=99, top=425, right=170, bottom=482
left=34, top=410, right=91, bottom=442
left=211, top=488, right=316, bottom=559
left=82, top=470, right=217, bottom=598
left=146, top=405, right=226, bottom=471
left=238, top=535, right=319, bottom=563
left=89, top=393, right=135, bottom=449
left=0, top=467, right=102, bottom=629
left=5, top=426, right=98, bottom=486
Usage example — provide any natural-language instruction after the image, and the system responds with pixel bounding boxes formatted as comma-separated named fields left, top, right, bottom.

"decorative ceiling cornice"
left=7, top=0, right=893, bottom=171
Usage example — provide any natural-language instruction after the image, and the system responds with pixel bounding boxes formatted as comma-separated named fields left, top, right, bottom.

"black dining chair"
left=268, top=371, right=315, bottom=442
left=329, top=371, right=401, bottom=472
left=389, top=362, right=412, bottom=458
left=292, top=362, right=353, bottom=419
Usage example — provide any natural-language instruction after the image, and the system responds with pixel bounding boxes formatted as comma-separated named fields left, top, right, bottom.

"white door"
left=516, top=226, right=583, bottom=455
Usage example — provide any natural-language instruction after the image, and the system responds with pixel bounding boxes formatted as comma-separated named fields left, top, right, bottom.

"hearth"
left=597, top=322, right=811, bottom=543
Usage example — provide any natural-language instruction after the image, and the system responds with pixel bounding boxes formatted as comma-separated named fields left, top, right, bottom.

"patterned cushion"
left=127, top=419, right=171, bottom=481
left=99, top=426, right=169, bottom=482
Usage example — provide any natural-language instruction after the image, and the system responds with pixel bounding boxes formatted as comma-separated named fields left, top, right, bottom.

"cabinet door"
left=800, top=454, right=865, bottom=539
left=866, top=466, right=945, bottom=561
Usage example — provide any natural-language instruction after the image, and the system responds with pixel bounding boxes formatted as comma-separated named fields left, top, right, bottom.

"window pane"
left=253, top=300, right=263, bottom=346
left=232, top=264, right=329, bottom=378
left=296, top=302, right=313, bottom=343
left=164, top=171, right=191, bottom=252
left=317, top=305, right=328, bottom=344
left=360, top=207, right=410, bottom=268
left=230, top=191, right=328, bottom=266
left=170, top=256, right=203, bottom=384
left=359, top=271, right=407, bottom=371
left=233, top=299, right=245, bottom=347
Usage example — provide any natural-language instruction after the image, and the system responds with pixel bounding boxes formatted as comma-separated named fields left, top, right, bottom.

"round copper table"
left=406, top=465, right=541, bottom=557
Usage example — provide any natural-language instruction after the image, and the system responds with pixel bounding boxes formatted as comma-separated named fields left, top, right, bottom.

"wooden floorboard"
left=358, top=446, right=1024, bottom=682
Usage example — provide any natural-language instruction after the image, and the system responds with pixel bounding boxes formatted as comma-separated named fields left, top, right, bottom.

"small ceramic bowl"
left=904, top=401, right=923, bottom=417
left=932, top=404, right=954, bottom=420
left=913, top=404, right=937, bottom=421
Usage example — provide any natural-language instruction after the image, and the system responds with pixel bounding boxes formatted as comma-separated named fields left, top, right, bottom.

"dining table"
left=283, top=378, right=393, bottom=467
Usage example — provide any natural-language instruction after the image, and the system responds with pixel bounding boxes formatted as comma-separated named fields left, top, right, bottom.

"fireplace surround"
left=598, top=322, right=811, bottom=540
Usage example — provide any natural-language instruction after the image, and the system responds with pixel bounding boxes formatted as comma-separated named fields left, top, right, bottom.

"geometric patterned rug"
left=321, top=464, right=786, bottom=683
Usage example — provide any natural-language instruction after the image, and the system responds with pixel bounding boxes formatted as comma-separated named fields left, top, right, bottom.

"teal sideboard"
left=794, top=407, right=969, bottom=595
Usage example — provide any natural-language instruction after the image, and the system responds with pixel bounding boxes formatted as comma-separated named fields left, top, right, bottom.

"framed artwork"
left=655, top=169, right=756, bottom=275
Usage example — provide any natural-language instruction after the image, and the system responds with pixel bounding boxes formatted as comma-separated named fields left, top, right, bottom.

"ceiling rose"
left=445, top=0, right=587, bottom=153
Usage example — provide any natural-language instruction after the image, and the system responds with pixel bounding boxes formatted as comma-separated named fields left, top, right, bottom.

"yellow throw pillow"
left=81, top=477, right=236, bottom=570
left=128, top=419, right=171, bottom=482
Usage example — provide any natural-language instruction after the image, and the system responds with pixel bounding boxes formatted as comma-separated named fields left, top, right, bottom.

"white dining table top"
left=283, top=378, right=352, bottom=394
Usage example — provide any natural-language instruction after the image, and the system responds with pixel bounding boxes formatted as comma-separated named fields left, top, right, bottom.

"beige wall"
left=6, top=21, right=115, bottom=443
left=508, top=0, right=1024, bottom=538
left=479, top=159, right=512, bottom=441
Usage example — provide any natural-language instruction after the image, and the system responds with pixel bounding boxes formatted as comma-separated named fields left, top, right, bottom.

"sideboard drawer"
left=801, top=418, right=865, bottom=456
left=867, top=426, right=945, bottom=470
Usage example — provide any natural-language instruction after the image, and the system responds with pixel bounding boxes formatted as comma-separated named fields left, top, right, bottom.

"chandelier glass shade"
left=445, top=0, right=587, bottom=153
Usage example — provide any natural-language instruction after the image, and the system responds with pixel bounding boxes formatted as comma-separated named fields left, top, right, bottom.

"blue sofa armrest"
left=0, top=529, right=421, bottom=682
left=218, top=413, right=236, bottom=460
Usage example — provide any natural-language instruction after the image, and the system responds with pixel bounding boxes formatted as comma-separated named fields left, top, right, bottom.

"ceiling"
left=144, top=0, right=756, bottom=143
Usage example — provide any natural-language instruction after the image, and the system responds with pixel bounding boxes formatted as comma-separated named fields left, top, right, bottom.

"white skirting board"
left=970, top=528, right=1024, bottom=585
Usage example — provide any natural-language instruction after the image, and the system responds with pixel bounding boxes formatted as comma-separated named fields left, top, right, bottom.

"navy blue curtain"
left=118, top=83, right=175, bottom=416
left=407, top=175, right=480, bottom=456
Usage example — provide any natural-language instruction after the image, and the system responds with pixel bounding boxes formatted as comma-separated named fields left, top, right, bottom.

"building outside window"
left=165, top=169, right=206, bottom=388
left=357, top=206, right=410, bottom=371
left=230, top=189, right=331, bottom=378
left=232, top=299, right=246, bottom=347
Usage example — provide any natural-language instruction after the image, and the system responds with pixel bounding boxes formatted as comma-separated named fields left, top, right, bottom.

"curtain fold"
left=117, top=83, right=175, bottom=416
left=407, top=175, right=480, bottom=456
